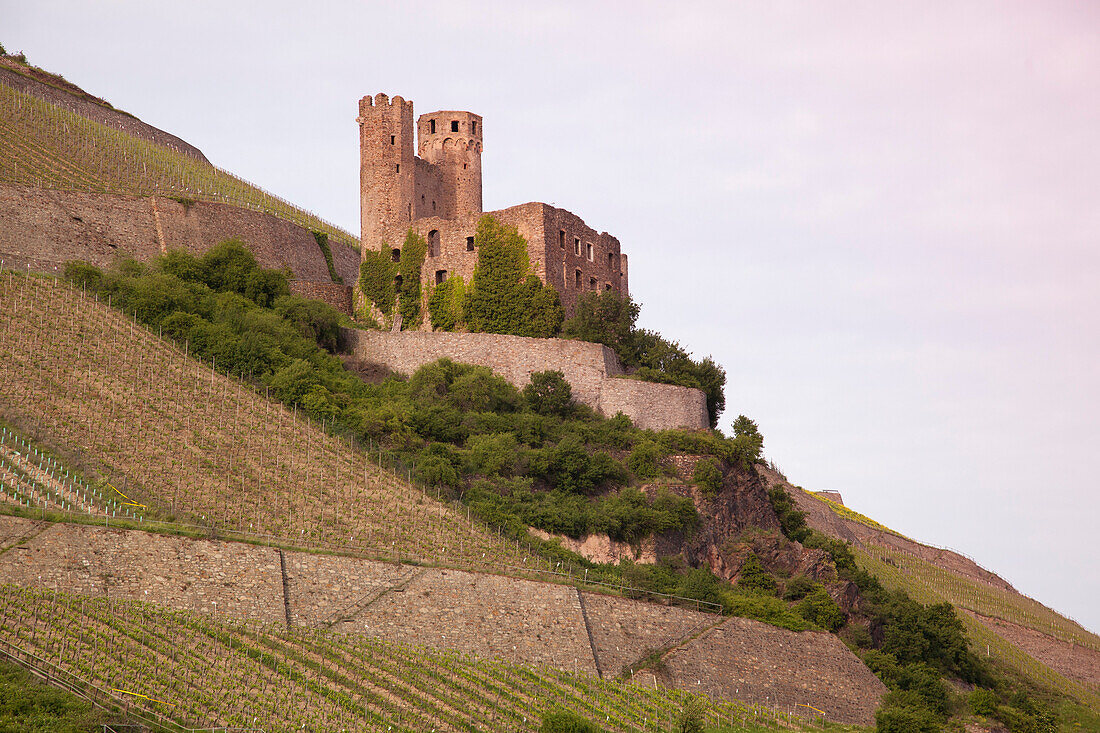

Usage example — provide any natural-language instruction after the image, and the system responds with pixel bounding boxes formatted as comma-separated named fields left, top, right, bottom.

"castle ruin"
left=358, top=93, right=628, bottom=317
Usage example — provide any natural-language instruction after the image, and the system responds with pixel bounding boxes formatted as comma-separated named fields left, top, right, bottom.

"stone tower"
left=358, top=93, right=414, bottom=251
left=417, top=110, right=483, bottom=219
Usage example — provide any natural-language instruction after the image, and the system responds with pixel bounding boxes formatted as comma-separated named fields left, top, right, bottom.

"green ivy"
left=311, top=230, right=342, bottom=284
left=428, top=275, right=466, bottom=331
left=397, top=230, right=427, bottom=328
left=465, top=215, right=563, bottom=337
left=358, top=243, right=397, bottom=318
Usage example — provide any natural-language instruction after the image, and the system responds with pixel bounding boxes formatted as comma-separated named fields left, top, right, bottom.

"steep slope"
left=0, top=583, right=802, bottom=732
left=0, top=80, right=357, bottom=250
left=0, top=271, right=527, bottom=571
left=759, top=466, right=1100, bottom=707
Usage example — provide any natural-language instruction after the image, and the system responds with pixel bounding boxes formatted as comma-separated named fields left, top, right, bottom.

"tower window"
left=394, top=274, right=403, bottom=289
left=589, top=277, right=597, bottom=290
left=395, top=164, right=400, bottom=173
left=390, top=135, right=395, bottom=145
left=466, top=236, right=475, bottom=251
left=391, top=249, right=401, bottom=263
left=436, top=270, right=447, bottom=284
left=430, top=119, right=436, bottom=134
left=575, top=270, right=582, bottom=288
left=559, top=230, right=566, bottom=249
left=432, top=200, right=436, bottom=212
left=573, top=237, right=580, bottom=256
left=428, top=229, right=440, bottom=257
left=472, top=120, right=478, bottom=134
left=608, top=252, right=614, bottom=268
left=451, top=120, right=459, bottom=132
left=586, top=243, right=593, bottom=261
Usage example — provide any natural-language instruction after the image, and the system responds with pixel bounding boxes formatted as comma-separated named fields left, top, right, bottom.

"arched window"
left=428, top=229, right=440, bottom=257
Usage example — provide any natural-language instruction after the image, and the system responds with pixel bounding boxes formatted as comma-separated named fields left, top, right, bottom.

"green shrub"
left=736, top=553, right=778, bottom=596
left=722, top=591, right=815, bottom=631
left=969, top=688, right=998, bottom=717
left=728, top=415, right=763, bottom=469
left=523, top=370, right=573, bottom=416
left=274, top=295, right=345, bottom=352
left=766, top=483, right=810, bottom=542
left=874, top=696, right=941, bottom=733
left=627, top=440, right=664, bottom=479
left=796, top=586, right=845, bottom=631
left=541, top=708, right=603, bottom=733
left=782, top=574, right=815, bottom=601
left=692, top=457, right=722, bottom=498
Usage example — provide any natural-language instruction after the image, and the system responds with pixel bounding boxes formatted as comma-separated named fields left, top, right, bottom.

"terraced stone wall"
left=0, top=183, right=359, bottom=289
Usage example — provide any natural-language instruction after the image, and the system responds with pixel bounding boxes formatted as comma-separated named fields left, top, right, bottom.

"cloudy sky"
left=5, top=1, right=1098, bottom=632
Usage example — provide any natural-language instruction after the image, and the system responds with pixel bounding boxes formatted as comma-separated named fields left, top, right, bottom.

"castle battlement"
left=358, top=92, right=627, bottom=319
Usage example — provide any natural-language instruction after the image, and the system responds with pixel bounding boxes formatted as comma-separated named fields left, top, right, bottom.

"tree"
left=692, top=457, right=722, bottom=499
left=561, top=290, right=640, bottom=364
left=729, top=415, right=764, bottom=469
left=523, top=370, right=574, bottom=416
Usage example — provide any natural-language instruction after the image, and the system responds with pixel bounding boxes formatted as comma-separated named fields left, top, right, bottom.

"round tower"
left=359, top=93, right=415, bottom=252
left=417, top=110, right=483, bottom=218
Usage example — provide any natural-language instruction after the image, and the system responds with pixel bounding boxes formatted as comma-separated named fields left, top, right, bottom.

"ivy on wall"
left=311, top=230, right=343, bottom=284
left=465, top=215, right=563, bottom=338
left=428, top=275, right=466, bottom=331
left=358, top=243, right=397, bottom=317
left=397, top=230, right=427, bottom=329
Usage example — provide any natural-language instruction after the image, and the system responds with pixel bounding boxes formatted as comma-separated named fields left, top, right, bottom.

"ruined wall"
left=288, top=281, right=353, bottom=315
left=0, top=515, right=886, bottom=723
left=342, top=328, right=708, bottom=430
left=0, top=184, right=357, bottom=293
left=0, top=61, right=209, bottom=162
left=599, top=377, right=709, bottom=432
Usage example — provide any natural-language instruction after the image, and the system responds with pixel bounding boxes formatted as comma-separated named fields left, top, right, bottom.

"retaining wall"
left=0, top=516, right=885, bottom=723
left=0, top=183, right=359, bottom=300
left=343, top=329, right=709, bottom=430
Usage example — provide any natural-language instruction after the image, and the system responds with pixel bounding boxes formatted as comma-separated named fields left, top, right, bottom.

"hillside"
left=761, top=467, right=1100, bottom=709
left=0, top=77, right=357, bottom=250
left=0, top=271, right=528, bottom=571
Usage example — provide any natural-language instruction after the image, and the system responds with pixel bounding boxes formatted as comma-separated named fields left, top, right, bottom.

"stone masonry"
left=359, top=93, right=628, bottom=319
left=0, top=183, right=357, bottom=312
left=0, top=515, right=886, bottom=723
left=343, top=328, right=709, bottom=430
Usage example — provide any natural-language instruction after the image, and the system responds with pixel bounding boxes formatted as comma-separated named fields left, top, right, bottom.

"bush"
left=523, top=370, right=573, bottom=416
left=692, top=457, right=722, bottom=499
left=874, top=697, right=941, bottom=733
left=359, top=244, right=397, bottom=317
left=782, top=574, right=815, bottom=601
left=729, top=415, right=763, bottom=469
left=541, top=708, right=603, bottom=733
left=736, top=553, right=778, bottom=596
left=796, top=586, right=845, bottom=631
left=627, top=440, right=664, bottom=479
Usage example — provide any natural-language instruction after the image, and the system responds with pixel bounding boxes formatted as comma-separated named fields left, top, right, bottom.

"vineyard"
left=0, top=584, right=817, bottom=732
left=0, top=81, right=358, bottom=250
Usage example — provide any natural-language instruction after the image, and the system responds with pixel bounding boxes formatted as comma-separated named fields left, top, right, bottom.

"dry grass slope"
left=0, top=82, right=357, bottom=249
left=0, top=272, right=535, bottom=573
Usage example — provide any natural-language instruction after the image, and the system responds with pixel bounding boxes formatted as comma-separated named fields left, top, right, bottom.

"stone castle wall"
left=0, top=516, right=885, bottom=724
left=342, top=328, right=708, bottom=430
left=0, top=183, right=357, bottom=311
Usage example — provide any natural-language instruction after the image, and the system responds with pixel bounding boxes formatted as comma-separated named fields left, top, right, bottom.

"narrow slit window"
left=395, top=164, right=400, bottom=173
left=390, top=135, right=395, bottom=145
left=586, top=243, right=593, bottom=261
left=471, top=120, right=478, bottom=134
left=466, top=236, right=475, bottom=251
left=430, top=119, right=436, bottom=134
left=428, top=229, right=440, bottom=257
left=559, top=230, right=566, bottom=249
left=575, top=270, right=582, bottom=288
left=608, top=252, right=614, bottom=268
left=573, top=237, right=581, bottom=256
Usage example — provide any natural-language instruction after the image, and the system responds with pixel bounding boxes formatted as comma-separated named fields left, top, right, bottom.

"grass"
left=0, top=81, right=358, bottom=250
left=0, top=656, right=119, bottom=732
